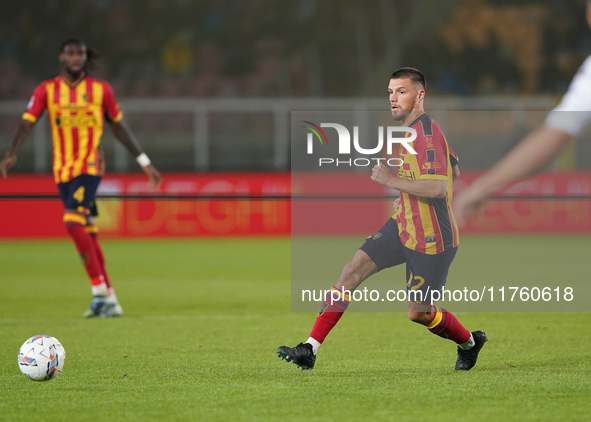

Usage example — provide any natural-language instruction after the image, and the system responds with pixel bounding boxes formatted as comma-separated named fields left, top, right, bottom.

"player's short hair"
left=60, top=37, right=86, bottom=53
left=59, top=37, right=99, bottom=71
left=390, top=67, right=426, bottom=90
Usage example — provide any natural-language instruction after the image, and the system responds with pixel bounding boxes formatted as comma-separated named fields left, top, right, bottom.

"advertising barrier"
left=0, top=171, right=590, bottom=238
left=0, top=173, right=290, bottom=238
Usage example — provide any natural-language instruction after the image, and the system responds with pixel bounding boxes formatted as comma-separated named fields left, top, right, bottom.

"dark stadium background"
left=2, top=0, right=591, bottom=174
left=2, top=3, right=591, bottom=421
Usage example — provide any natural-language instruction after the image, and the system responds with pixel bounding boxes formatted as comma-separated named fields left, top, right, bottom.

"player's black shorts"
left=57, top=175, right=101, bottom=217
left=359, top=218, right=457, bottom=298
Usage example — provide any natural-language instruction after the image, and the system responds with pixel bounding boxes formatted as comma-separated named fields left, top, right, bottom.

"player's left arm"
left=109, top=120, right=162, bottom=189
left=448, top=143, right=460, bottom=182
left=103, top=82, right=162, bottom=189
left=452, top=164, right=460, bottom=182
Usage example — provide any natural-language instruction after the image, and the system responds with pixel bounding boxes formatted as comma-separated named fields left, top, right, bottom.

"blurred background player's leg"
left=86, top=219, right=123, bottom=317
left=63, top=210, right=108, bottom=316
left=59, top=175, right=122, bottom=318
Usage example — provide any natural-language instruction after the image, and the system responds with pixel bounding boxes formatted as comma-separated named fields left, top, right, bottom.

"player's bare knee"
left=407, top=311, right=420, bottom=323
left=407, top=311, right=430, bottom=324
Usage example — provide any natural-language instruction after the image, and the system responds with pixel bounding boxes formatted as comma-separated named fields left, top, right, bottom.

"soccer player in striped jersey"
left=278, top=68, right=487, bottom=371
left=0, top=38, right=161, bottom=318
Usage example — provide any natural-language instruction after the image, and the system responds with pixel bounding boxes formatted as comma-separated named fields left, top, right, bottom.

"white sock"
left=107, top=287, right=119, bottom=304
left=306, top=337, right=321, bottom=355
left=459, top=333, right=475, bottom=350
left=91, top=281, right=108, bottom=297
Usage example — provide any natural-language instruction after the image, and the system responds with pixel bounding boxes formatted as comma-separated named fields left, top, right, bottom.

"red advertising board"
left=456, top=171, right=591, bottom=233
left=291, top=171, right=387, bottom=235
left=1, top=171, right=590, bottom=238
left=0, top=173, right=290, bottom=238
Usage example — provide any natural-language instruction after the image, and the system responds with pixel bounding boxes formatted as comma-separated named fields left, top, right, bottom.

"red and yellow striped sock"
left=309, top=286, right=351, bottom=344
left=426, top=306, right=471, bottom=344
left=86, top=224, right=112, bottom=291
left=64, top=213, right=105, bottom=294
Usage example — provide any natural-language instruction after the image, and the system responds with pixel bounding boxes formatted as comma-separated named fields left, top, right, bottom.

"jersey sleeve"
left=544, top=55, right=591, bottom=136
left=102, top=82, right=123, bottom=123
left=22, top=82, right=48, bottom=123
left=449, top=145, right=459, bottom=167
left=416, top=126, right=449, bottom=181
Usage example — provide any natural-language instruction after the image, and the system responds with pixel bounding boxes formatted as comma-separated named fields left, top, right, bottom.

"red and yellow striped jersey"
left=22, top=75, right=123, bottom=183
left=393, top=113, right=459, bottom=255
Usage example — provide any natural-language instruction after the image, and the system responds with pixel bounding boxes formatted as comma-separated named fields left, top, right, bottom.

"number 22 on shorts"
left=407, top=273, right=425, bottom=291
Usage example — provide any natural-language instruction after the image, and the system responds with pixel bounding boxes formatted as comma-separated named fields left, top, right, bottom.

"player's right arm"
left=454, top=55, right=591, bottom=226
left=0, top=120, right=34, bottom=178
left=453, top=125, right=572, bottom=226
left=463, top=125, right=569, bottom=195
left=0, top=82, right=47, bottom=179
left=373, top=122, right=451, bottom=199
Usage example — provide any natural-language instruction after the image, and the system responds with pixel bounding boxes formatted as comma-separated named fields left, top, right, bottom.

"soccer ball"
left=18, top=335, right=66, bottom=381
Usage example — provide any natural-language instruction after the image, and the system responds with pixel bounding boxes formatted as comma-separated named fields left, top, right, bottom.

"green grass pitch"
left=1, top=236, right=590, bottom=422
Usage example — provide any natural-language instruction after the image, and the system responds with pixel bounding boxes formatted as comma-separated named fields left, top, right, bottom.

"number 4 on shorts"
left=73, top=186, right=85, bottom=203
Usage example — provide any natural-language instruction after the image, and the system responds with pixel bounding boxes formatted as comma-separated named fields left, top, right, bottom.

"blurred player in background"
left=454, top=0, right=591, bottom=225
left=0, top=38, right=162, bottom=317
left=278, top=68, right=487, bottom=372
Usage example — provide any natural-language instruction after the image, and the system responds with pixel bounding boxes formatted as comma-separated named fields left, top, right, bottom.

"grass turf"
left=0, top=237, right=590, bottom=422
